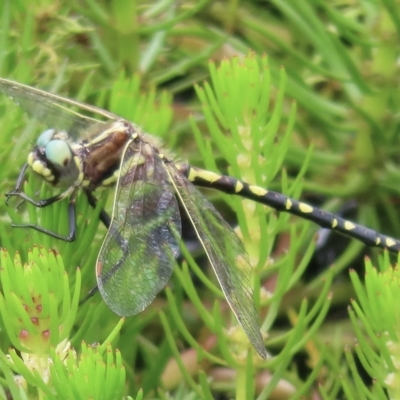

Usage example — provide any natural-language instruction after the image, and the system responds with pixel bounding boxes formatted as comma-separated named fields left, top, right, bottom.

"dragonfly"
left=0, top=78, right=268, bottom=359
left=2, top=79, right=400, bottom=359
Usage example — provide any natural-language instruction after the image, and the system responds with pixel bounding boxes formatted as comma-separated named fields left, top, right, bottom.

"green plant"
left=1, top=1, right=400, bottom=399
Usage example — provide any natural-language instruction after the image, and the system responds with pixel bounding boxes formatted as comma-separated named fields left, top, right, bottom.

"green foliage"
left=0, top=248, right=131, bottom=399
left=346, top=252, right=400, bottom=400
left=0, top=0, right=400, bottom=399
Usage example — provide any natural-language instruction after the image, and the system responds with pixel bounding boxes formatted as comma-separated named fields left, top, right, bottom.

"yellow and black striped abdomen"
left=179, top=163, right=400, bottom=253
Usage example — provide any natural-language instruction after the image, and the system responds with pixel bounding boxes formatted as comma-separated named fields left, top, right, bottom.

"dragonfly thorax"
left=27, top=128, right=80, bottom=187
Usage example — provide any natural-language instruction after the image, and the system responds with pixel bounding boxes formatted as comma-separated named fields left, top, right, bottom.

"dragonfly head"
left=27, top=128, right=81, bottom=187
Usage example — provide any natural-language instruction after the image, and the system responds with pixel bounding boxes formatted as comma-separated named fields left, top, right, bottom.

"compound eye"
left=36, top=129, right=56, bottom=147
left=45, top=140, right=72, bottom=168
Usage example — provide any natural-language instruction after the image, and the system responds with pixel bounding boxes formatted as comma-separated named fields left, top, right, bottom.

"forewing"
left=165, top=163, right=266, bottom=358
left=96, top=140, right=181, bottom=316
left=0, top=78, right=120, bottom=139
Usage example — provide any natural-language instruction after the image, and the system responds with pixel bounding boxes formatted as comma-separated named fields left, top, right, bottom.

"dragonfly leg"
left=82, top=191, right=131, bottom=305
left=79, top=284, right=99, bottom=305
left=8, top=162, right=29, bottom=192
left=6, top=189, right=72, bottom=208
left=6, top=162, right=76, bottom=209
left=85, top=191, right=111, bottom=228
left=5, top=163, right=30, bottom=208
left=85, top=190, right=128, bottom=252
left=81, top=191, right=109, bottom=303
left=9, top=191, right=77, bottom=242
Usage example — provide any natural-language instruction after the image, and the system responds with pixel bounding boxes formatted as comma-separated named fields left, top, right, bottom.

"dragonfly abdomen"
left=178, top=163, right=400, bottom=253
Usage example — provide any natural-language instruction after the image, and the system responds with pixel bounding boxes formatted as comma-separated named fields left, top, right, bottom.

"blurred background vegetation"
left=0, top=0, right=400, bottom=399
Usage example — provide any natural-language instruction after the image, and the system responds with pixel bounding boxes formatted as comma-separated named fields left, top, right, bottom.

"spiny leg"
left=86, top=190, right=111, bottom=230
left=79, top=191, right=113, bottom=304
left=6, top=165, right=78, bottom=241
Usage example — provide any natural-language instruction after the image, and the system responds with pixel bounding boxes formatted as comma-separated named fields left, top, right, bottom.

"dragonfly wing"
left=165, top=163, right=266, bottom=358
left=96, top=141, right=181, bottom=316
left=0, top=78, right=120, bottom=139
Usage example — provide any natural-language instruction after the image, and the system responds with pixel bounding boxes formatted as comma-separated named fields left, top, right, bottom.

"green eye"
left=36, top=129, right=56, bottom=147
left=45, top=139, right=72, bottom=167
